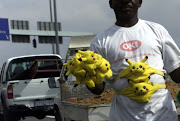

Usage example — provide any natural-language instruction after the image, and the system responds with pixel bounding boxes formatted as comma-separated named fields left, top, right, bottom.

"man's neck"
left=115, top=17, right=139, bottom=27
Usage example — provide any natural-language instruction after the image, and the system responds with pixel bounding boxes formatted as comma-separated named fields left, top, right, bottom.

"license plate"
left=34, top=99, right=54, bottom=107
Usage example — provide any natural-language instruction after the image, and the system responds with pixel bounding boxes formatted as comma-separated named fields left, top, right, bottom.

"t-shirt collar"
left=113, top=19, right=142, bottom=31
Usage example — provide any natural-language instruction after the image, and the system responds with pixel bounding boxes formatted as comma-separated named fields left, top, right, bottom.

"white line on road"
left=46, top=116, right=55, bottom=119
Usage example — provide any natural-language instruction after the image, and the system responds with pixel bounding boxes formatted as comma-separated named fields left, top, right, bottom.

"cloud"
left=58, top=0, right=114, bottom=33
left=138, top=0, right=180, bottom=47
left=0, top=0, right=179, bottom=68
left=60, top=3, right=113, bottom=32
left=0, top=0, right=180, bottom=46
left=0, top=3, right=3, bottom=8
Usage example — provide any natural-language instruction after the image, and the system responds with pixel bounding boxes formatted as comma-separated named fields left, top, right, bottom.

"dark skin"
left=88, top=0, right=180, bottom=95
left=170, top=67, right=180, bottom=83
left=109, top=0, right=142, bottom=27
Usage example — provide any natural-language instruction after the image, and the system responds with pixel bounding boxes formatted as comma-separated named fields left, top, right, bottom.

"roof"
left=69, top=35, right=96, bottom=49
left=9, top=29, right=94, bottom=37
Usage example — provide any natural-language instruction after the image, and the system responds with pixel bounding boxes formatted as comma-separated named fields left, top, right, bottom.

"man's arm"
left=169, top=66, right=180, bottom=83
left=86, top=82, right=106, bottom=95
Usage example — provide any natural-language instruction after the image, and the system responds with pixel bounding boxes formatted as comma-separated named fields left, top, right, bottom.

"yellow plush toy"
left=116, top=81, right=166, bottom=103
left=95, top=58, right=113, bottom=84
left=63, top=57, right=95, bottom=88
left=77, top=50, right=103, bottom=75
left=80, top=75, right=96, bottom=88
left=63, top=50, right=113, bottom=88
left=115, top=56, right=164, bottom=83
left=63, top=57, right=85, bottom=77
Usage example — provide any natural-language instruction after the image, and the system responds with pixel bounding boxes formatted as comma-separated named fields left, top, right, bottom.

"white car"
left=0, top=54, right=63, bottom=121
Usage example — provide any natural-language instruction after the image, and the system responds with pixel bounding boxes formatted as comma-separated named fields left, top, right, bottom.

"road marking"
left=46, top=116, right=55, bottom=119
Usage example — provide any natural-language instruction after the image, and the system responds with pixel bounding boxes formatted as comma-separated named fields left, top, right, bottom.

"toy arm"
left=83, top=79, right=95, bottom=88
left=146, top=66, right=164, bottom=77
left=65, top=71, right=71, bottom=76
left=63, top=63, right=67, bottom=66
left=155, top=70, right=164, bottom=76
left=79, top=57, right=87, bottom=62
left=114, top=68, right=129, bottom=80
left=105, top=70, right=113, bottom=78
left=74, top=69, right=86, bottom=76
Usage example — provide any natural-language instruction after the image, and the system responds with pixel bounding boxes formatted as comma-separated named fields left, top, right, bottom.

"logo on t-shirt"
left=120, top=40, right=141, bottom=52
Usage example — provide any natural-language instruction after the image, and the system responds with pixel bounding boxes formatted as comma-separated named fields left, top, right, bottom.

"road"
left=0, top=115, right=55, bottom=121
left=21, top=116, right=55, bottom=121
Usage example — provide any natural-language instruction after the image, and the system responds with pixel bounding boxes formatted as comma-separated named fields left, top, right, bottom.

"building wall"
left=0, top=37, right=70, bottom=68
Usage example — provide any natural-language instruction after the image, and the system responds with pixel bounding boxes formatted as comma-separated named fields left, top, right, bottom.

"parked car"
left=0, top=54, right=63, bottom=121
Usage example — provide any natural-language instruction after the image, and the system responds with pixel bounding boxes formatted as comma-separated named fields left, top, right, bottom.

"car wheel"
left=54, top=105, right=62, bottom=121
left=0, top=113, right=4, bottom=121
left=35, top=114, right=46, bottom=119
left=2, top=102, right=18, bottom=121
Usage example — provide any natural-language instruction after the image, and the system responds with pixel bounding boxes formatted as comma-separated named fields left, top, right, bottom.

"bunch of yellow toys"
left=63, top=50, right=113, bottom=88
left=115, top=56, right=165, bottom=103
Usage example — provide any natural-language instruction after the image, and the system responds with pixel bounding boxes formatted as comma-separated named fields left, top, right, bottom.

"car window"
left=7, top=56, right=62, bottom=81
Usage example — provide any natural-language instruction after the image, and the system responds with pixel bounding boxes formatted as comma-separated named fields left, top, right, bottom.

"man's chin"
left=118, top=15, right=133, bottom=20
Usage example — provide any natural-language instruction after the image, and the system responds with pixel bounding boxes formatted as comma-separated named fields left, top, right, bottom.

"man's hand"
left=169, top=67, right=180, bottom=83
left=74, top=84, right=78, bottom=87
left=86, top=82, right=106, bottom=95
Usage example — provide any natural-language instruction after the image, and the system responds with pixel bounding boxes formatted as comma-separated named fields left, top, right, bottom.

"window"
left=7, top=56, right=63, bottom=81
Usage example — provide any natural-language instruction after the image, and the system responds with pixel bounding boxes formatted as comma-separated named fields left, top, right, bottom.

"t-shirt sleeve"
left=162, top=28, right=180, bottom=73
left=89, top=34, right=105, bottom=58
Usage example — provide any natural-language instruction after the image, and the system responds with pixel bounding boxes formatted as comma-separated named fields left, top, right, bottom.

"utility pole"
left=49, top=0, right=55, bottom=54
left=53, top=0, right=60, bottom=55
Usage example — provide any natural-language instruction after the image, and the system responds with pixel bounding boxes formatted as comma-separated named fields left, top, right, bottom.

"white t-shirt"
left=90, top=19, right=180, bottom=121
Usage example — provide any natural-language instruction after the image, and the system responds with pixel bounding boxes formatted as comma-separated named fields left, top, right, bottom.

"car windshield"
left=7, top=55, right=63, bottom=81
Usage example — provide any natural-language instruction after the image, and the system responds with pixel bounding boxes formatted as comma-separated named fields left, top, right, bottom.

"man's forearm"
left=169, top=67, right=180, bottom=83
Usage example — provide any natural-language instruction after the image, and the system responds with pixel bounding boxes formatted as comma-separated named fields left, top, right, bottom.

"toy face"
left=130, top=62, right=145, bottom=74
left=94, top=53, right=103, bottom=61
left=100, top=61, right=111, bottom=73
left=87, top=53, right=96, bottom=63
left=78, top=50, right=103, bottom=65
left=133, top=83, right=149, bottom=95
left=78, top=51, right=96, bottom=63
left=67, top=58, right=77, bottom=71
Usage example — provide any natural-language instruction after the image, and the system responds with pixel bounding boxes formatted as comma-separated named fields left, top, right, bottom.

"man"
left=88, top=0, right=180, bottom=120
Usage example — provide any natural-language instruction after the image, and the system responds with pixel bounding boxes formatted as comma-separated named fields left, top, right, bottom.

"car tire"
left=35, top=114, right=46, bottom=119
left=54, top=105, right=62, bottom=121
left=0, top=113, right=4, bottom=121
left=2, top=101, right=18, bottom=121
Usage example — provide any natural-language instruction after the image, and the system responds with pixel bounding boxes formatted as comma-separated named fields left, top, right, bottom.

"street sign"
left=0, top=18, right=10, bottom=41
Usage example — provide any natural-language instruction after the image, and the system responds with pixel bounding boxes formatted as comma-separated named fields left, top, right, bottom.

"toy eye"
left=143, top=86, right=146, bottom=89
left=132, top=66, right=135, bottom=69
left=136, top=87, right=138, bottom=90
left=139, top=65, right=142, bottom=68
left=105, top=64, right=108, bottom=66
left=69, top=62, right=72, bottom=65
left=91, top=55, right=93, bottom=57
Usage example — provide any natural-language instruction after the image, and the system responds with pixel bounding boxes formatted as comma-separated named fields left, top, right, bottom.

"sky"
left=0, top=0, right=180, bottom=66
